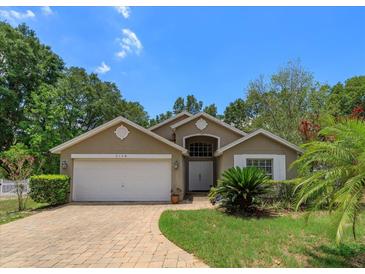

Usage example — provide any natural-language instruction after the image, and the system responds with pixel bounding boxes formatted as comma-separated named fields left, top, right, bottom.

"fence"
left=0, top=179, right=29, bottom=197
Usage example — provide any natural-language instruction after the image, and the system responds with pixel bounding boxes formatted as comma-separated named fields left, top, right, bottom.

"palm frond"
left=293, top=119, right=365, bottom=244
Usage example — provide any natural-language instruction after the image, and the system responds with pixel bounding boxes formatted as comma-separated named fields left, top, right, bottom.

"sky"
left=1, top=6, right=365, bottom=117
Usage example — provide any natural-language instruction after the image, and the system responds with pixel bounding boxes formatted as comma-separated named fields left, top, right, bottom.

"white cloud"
left=0, top=9, right=35, bottom=22
left=95, top=62, right=111, bottom=74
left=41, top=6, right=54, bottom=16
left=115, top=6, right=131, bottom=19
left=116, top=28, right=143, bottom=59
left=116, top=51, right=127, bottom=59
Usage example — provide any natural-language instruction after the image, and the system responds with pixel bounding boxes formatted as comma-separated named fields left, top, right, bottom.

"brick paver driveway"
left=0, top=199, right=211, bottom=268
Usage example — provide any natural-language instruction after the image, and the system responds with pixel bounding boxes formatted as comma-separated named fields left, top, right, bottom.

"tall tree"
left=326, top=76, right=365, bottom=117
left=172, top=95, right=203, bottom=115
left=22, top=67, right=149, bottom=173
left=149, top=111, right=173, bottom=127
left=21, top=83, right=64, bottom=173
left=172, top=97, right=185, bottom=115
left=244, top=60, right=326, bottom=143
left=203, top=104, right=218, bottom=117
left=185, top=95, right=203, bottom=114
left=223, top=99, right=248, bottom=130
left=0, top=22, right=64, bottom=150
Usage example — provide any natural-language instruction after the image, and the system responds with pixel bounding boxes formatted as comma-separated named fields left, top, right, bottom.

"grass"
left=159, top=209, right=365, bottom=267
left=0, top=197, right=49, bottom=225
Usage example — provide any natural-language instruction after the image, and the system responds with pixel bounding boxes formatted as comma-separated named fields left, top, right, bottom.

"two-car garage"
left=50, top=117, right=188, bottom=203
left=72, top=155, right=172, bottom=202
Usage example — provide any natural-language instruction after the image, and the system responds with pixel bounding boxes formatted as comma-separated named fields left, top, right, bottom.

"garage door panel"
left=73, top=158, right=171, bottom=201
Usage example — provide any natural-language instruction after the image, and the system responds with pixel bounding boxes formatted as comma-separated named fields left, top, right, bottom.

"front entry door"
left=189, top=161, right=213, bottom=191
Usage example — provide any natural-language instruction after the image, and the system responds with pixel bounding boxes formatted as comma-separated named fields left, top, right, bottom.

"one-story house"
left=50, top=111, right=303, bottom=202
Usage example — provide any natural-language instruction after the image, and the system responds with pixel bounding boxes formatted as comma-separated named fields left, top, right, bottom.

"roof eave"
left=170, top=112, right=247, bottom=136
left=50, top=116, right=188, bottom=155
left=148, top=111, right=192, bottom=131
left=214, top=129, right=304, bottom=156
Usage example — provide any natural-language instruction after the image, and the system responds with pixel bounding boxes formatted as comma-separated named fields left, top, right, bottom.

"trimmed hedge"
left=29, top=174, right=70, bottom=205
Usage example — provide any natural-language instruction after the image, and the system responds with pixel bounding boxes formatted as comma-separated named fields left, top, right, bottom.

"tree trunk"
left=16, top=181, right=25, bottom=211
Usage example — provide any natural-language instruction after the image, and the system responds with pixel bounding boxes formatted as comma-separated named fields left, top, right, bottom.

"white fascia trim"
left=50, top=116, right=188, bottom=155
left=182, top=133, right=221, bottom=149
left=170, top=112, right=247, bottom=136
left=71, top=154, right=172, bottom=159
left=148, top=111, right=193, bottom=131
left=215, top=128, right=304, bottom=156
left=50, top=116, right=124, bottom=154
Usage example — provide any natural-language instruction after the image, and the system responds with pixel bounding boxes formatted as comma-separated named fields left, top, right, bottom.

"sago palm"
left=209, top=167, right=270, bottom=213
left=292, top=119, right=365, bottom=243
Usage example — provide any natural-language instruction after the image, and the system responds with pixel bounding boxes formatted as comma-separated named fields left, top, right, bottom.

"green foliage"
left=0, top=143, right=35, bottom=181
left=0, top=23, right=149, bottom=174
left=0, top=22, right=64, bottom=150
left=151, top=95, right=220, bottom=126
left=292, top=119, right=365, bottom=244
left=244, top=60, right=327, bottom=143
left=222, top=63, right=364, bottom=145
left=172, top=95, right=203, bottom=115
left=209, top=167, right=270, bottom=213
left=262, top=180, right=297, bottom=209
left=1, top=143, right=32, bottom=166
left=0, top=143, right=35, bottom=210
left=327, top=76, right=365, bottom=117
left=172, top=97, right=186, bottom=114
left=149, top=111, right=173, bottom=127
left=29, top=174, right=70, bottom=205
left=203, top=104, right=217, bottom=117
left=223, top=98, right=248, bottom=130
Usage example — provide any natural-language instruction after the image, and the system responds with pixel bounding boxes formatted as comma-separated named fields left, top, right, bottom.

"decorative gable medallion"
left=114, top=125, right=130, bottom=140
left=195, top=118, right=208, bottom=130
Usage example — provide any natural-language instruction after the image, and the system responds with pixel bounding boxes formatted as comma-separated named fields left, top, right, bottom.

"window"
left=189, top=142, right=213, bottom=157
left=246, top=159, right=273, bottom=178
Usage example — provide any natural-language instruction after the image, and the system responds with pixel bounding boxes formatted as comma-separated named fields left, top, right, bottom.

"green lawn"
left=0, top=198, right=48, bottom=225
left=159, top=209, right=365, bottom=267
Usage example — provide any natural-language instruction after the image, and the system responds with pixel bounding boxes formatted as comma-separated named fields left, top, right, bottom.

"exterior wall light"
left=173, top=160, right=179, bottom=169
left=61, top=160, right=68, bottom=169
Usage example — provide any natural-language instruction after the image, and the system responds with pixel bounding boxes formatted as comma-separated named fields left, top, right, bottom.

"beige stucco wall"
left=217, top=133, right=299, bottom=180
left=59, top=122, right=185, bottom=200
left=151, top=114, right=191, bottom=141
left=174, top=117, right=243, bottom=148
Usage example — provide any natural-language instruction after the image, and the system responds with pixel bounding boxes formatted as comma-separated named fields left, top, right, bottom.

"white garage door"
left=73, top=158, right=171, bottom=201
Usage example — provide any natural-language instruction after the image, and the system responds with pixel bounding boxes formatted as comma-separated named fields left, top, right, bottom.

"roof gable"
left=170, top=112, right=247, bottom=136
left=50, top=116, right=188, bottom=154
left=149, top=111, right=192, bottom=131
left=214, top=129, right=303, bottom=156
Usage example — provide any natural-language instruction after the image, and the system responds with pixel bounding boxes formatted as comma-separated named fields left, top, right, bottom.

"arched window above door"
left=189, top=142, right=213, bottom=157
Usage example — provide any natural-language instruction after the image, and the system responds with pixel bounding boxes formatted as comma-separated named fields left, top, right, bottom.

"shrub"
left=29, top=174, right=70, bottom=205
left=209, top=167, right=270, bottom=213
left=262, top=181, right=297, bottom=210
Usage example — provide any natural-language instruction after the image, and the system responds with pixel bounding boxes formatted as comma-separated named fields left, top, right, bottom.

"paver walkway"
left=0, top=199, right=211, bottom=268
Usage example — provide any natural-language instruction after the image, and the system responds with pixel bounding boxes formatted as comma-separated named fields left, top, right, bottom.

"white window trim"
left=233, top=154, right=286, bottom=181
left=247, top=158, right=273, bottom=178
left=71, top=154, right=172, bottom=159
